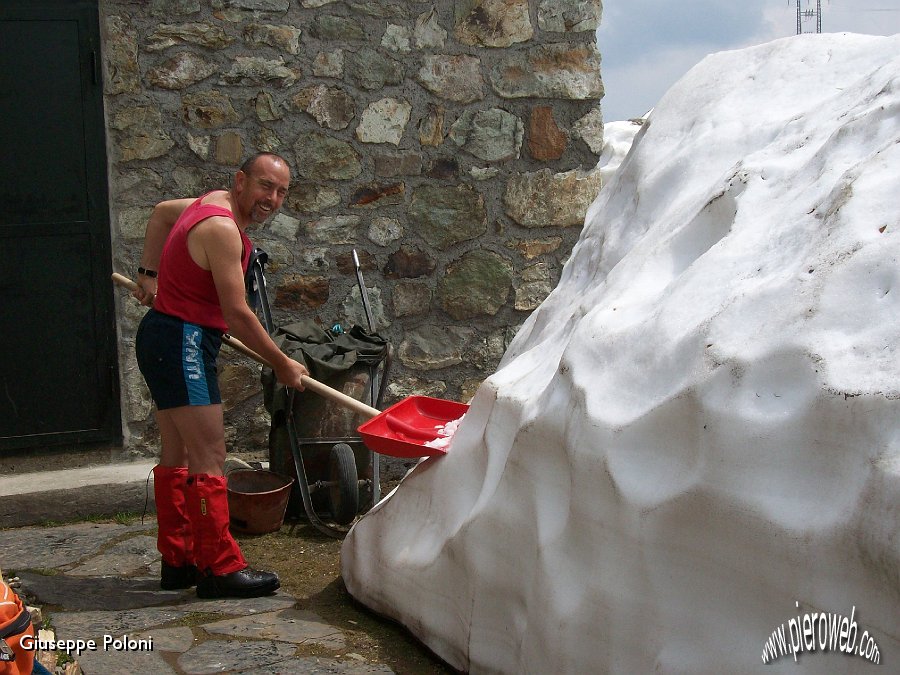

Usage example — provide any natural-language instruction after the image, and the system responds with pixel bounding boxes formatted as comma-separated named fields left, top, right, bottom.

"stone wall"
left=103, top=0, right=604, bottom=453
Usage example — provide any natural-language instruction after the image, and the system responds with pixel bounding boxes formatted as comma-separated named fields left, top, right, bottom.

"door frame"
left=0, top=0, right=120, bottom=451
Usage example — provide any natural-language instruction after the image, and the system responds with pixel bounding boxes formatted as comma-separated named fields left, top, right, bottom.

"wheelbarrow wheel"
left=329, top=443, right=359, bottom=525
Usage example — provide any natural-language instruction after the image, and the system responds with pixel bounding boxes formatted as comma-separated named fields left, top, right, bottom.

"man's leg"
left=164, top=404, right=279, bottom=598
left=153, top=410, right=195, bottom=589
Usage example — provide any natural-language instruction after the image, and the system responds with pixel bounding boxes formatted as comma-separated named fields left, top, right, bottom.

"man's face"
left=235, top=156, right=290, bottom=225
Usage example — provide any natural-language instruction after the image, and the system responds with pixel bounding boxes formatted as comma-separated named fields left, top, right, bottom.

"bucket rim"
left=225, top=469, right=295, bottom=496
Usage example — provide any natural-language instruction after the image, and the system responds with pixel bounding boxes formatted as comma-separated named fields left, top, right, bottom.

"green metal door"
left=0, top=1, right=120, bottom=450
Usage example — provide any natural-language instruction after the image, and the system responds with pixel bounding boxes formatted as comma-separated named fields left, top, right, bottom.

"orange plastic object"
left=357, top=395, right=469, bottom=457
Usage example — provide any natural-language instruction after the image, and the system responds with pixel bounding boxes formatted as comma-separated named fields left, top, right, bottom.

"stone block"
left=285, top=183, right=342, bottom=213
left=527, top=106, right=568, bottom=160
left=382, top=24, right=411, bottom=52
left=118, top=207, right=154, bottom=240
left=437, top=249, right=513, bottom=320
left=398, top=326, right=474, bottom=370
left=112, top=106, right=175, bottom=161
left=304, top=215, right=362, bottom=244
left=374, top=152, right=422, bottom=177
left=149, top=0, right=202, bottom=16
left=349, top=183, right=405, bottom=208
left=368, top=216, right=403, bottom=245
left=572, top=106, right=604, bottom=154
left=491, top=43, right=602, bottom=99
left=254, top=91, right=282, bottom=122
left=349, top=48, right=404, bottom=90
left=294, top=133, right=362, bottom=180
left=506, top=236, right=564, bottom=259
left=424, top=158, right=459, bottom=179
left=182, top=91, right=240, bottom=129
left=356, top=98, right=412, bottom=145
left=267, top=213, right=301, bottom=239
left=417, top=55, right=484, bottom=103
left=449, top=108, right=523, bottom=162
left=256, top=127, right=283, bottom=152
left=147, top=52, right=217, bottom=90
left=146, top=22, right=232, bottom=50
left=312, top=50, right=344, bottom=78
left=187, top=133, right=211, bottom=158
left=537, top=0, right=602, bottom=33
left=392, top=282, right=432, bottom=316
left=409, top=184, right=487, bottom=249
left=342, top=285, right=389, bottom=329
left=215, top=132, right=244, bottom=165
left=221, top=56, right=299, bottom=87
left=454, top=0, right=533, bottom=48
left=417, top=105, right=445, bottom=147
left=383, top=246, right=435, bottom=279
left=274, top=275, right=330, bottom=310
left=243, top=23, right=302, bottom=54
left=514, top=262, right=553, bottom=310
left=335, top=249, right=377, bottom=275
left=219, top=361, right=259, bottom=412
left=347, top=0, right=408, bottom=19
left=414, top=8, right=447, bottom=49
left=104, top=16, right=140, bottom=95
left=290, top=85, right=356, bottom=130
left=311, top=15, right=366, bottom=42
left=212, top=0, right=290, bottom=10
left=504, top=167, right=602, bottom=228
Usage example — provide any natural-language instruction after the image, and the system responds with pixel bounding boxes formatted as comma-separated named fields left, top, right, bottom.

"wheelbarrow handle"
left=111, top=272, right=381, bottom=420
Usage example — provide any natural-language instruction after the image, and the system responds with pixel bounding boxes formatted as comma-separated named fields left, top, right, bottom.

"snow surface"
left=423, top=414, right=466, bottom=450
left=343, top=34, right=900, bottom=673
left=596, top=117, right=644, bottom=182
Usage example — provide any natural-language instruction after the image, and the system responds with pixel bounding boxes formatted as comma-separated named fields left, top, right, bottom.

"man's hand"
left=133, top=277, right=157, bottom=306
left=275, top=358, right=309, bottom=391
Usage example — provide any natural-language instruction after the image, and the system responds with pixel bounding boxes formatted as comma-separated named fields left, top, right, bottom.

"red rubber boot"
left=186, top=473, right=279, bottom=599
left=152, top=465, right=197, bottom=590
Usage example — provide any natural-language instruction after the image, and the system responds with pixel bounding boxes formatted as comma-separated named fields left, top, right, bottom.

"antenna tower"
left=795, top=0, right=823, bottom=34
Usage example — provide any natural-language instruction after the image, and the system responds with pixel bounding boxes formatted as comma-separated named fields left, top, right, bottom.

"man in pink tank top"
left=132, top=152, right=309, bottom=599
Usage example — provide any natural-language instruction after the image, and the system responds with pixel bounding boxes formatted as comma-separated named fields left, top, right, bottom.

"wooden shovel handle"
left=111, top=272, right=380, bottom=419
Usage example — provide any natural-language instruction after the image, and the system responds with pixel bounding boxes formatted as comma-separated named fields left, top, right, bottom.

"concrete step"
left=0, top=461, right=158, bottom=528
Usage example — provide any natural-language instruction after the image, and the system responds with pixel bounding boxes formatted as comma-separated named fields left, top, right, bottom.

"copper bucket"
left=226, top=469, right=294, bottom=535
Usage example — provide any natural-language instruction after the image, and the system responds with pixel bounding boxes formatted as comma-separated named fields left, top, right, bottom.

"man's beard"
left=250, top=202, right=274, bottom=223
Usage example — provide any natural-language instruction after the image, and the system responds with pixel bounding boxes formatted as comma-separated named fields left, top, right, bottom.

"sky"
left=596, top=0, right=900, bottom=121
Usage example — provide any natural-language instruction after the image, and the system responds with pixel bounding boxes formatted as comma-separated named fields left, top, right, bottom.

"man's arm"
left=134, top=198, right=194, bottom=305
left=197, top=217, right=309, bottom=389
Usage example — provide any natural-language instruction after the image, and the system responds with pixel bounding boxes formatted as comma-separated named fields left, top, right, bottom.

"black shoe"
left=195, top=567, right=280, bottom=599
left=160, top=561, right=197, bottom=590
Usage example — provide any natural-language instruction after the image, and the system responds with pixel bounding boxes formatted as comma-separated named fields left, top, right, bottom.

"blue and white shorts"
left=135, top=309, right=222, bottom=410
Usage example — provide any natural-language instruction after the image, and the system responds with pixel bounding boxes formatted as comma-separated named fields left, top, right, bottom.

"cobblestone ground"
left=1, top=513, right=454, bottom=674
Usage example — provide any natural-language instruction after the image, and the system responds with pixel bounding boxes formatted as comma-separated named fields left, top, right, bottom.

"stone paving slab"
left=71, top=642, right=177, bottom=675
left=177, top=639, right=298, bottom=674
left=49, top=606, right=190, bottom=639
left=3, top=518, right=400, bottom=674
left=67, top=534, right=159, bottom=576
left=166, top=593, right=298, bottom=616
left=0, top=521, right=154, bottom=570
left=204, top=607, right=347, bottom=650
left=135, top=625, right=196, bottom=653
left=237, top=656, right=395, bottom=674
left=17, top=571, right=188, bottom=611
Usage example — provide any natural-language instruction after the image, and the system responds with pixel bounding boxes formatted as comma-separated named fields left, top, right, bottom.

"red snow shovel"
left=112, top=273, right=467, bottom=457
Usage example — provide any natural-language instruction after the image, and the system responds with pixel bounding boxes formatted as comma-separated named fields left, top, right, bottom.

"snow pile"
left=596, top=117, right=645, bottom=183
left=423, top=414, right=466, bottom=450
left=343, top=34, right=900, bottom=673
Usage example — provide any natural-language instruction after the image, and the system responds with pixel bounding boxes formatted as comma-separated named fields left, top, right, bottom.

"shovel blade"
left=357, top=396, right=469, bottom=458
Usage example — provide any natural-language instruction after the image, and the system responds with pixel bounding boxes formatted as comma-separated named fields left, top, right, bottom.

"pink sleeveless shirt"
left=153, top=194, right=252, bottom=332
